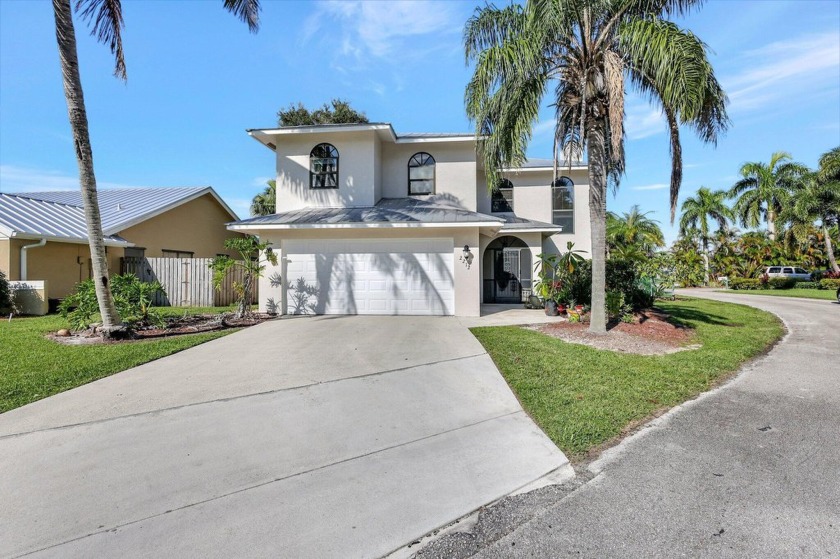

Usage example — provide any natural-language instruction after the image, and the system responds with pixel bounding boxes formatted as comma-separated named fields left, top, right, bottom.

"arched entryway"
left=483, top=236, right=533, bottom=303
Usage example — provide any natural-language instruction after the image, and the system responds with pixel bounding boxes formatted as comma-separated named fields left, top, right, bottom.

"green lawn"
left=471, top=297, right=783, bottom=461
left=0, top=307, right=240, bottom=413
left=721, top=288, right=837, bottom=300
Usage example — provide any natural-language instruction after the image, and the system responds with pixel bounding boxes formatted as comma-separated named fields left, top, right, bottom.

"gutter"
left=20, top=238, right=46, bottom=280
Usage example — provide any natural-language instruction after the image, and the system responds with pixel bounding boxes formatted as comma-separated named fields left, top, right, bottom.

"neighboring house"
left=0, top=187, right=240, bottom=299
left=229, top=123, right=591, bottom=317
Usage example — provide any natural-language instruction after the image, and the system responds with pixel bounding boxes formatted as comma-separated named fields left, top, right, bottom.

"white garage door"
left=284, top=238, right=455, bottom=315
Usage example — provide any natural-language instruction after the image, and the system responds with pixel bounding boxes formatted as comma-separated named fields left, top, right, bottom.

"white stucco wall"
left=481, top=168, right=592, bottom=258
left=380, top=142, right=479, bottom=210
left=274, top=130, right=378, bottom=211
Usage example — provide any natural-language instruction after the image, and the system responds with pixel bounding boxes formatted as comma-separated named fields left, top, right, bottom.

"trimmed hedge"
left=730, top=278, right=762, bottom=290
left=794, top=281, right=820, bottom=289
left=767, top=277, right=797, bottom=290
left=820, top=278, right=840, bottom=290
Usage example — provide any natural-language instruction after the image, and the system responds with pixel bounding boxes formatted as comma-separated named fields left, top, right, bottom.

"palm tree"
left=728, top=151, right=807, bottom=241
left=679, top=186, right=733, bottom=284
left=464, top=0, right=728, bottom=333
left=779, top=147, right=840, bottom=272
left=52, top=0, right=260, bottom=337
left=250, top=180, right=276, bottom=216
left=606, top=205, right=664, bottom=260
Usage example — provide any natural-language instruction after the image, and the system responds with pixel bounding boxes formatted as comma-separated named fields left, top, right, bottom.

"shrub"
left=729, top=278, right=762, bottom=290
left=819, top=278, right=840, bottom=290
left=767, top=277, right=797, bottom=290
left=0, top=270, right=10, bottom=313
left=58, top=274, right=165, bottom=331
left=794, top=281, right=820, bottom=289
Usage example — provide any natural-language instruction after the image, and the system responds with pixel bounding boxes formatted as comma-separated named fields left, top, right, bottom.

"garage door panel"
left=284, top=239, right=454, bottom=316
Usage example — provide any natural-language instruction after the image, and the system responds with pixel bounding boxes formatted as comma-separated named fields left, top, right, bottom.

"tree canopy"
left=277, top=99, right=369, bottom=127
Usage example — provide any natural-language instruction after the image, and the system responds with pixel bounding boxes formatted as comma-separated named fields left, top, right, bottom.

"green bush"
left=0, top=270, right=11, bottom=313
left=729, top=278, right=762, bottom=290
left=794, top=281, right=820, bottom=289
left=58, top=274, right=165, bottom=331
left=819, top=278, right=840, bottom=290
left=767, top=277, right=797, bottom=290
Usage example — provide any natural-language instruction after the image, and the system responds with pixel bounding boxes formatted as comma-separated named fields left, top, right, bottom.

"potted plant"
left=554, top=286, right=570, bottom=314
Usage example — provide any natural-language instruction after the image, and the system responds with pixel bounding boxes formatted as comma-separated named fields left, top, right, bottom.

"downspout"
left=20, top=238, right=47, bottom=280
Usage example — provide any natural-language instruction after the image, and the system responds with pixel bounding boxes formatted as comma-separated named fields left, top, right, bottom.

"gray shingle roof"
left=0, top=193, right=130, bottom=244
left=230, top=197, right=504, bottom=228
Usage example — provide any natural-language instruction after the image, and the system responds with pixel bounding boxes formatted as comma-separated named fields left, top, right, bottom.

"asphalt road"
left=414, top=290, right=840, bottom=559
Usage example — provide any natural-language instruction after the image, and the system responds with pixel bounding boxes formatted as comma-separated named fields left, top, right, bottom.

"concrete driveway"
left=0, top=316, right=570, bottom=558
left=415, top=290, right=840, bottom=558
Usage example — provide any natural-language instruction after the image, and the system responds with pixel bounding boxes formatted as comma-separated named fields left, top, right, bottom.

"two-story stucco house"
left=228, top=123, right=590, bottom=317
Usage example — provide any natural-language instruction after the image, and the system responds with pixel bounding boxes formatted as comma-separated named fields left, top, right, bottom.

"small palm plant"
left=209, top=236, right=278, bottom=318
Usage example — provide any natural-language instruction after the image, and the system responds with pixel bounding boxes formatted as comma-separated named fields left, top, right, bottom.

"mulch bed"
left=49, top=313, right=275, bottom=345
left=530, top=309, right=699, bottom=355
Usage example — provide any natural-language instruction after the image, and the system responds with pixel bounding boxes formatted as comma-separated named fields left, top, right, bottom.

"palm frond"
left=223, top=0, right=261, bottom=33
left=75, top=0, right=126, bottom=79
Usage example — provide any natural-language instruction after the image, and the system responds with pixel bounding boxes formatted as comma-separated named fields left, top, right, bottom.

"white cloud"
left=625, top=105, right=665, bottom=140
left=631, top=183, right=669, bottom=191
left=724, top=31, right=840, bottom=112
left=227, top=198, right=253, bottom=220
left=302, top=0, right=461, bottom=59
left=0, top=165, right=138, bottom=192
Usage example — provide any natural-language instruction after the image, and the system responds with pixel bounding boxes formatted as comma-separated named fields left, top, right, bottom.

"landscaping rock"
left=56, top=329, right=71, bottom=337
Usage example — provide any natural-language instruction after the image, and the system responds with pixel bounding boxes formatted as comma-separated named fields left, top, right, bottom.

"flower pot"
left=557, top=304, right=567, bottom=314
left=575, top=305, right=585, bottom=313
left=544, top=301, right=559, bottom=316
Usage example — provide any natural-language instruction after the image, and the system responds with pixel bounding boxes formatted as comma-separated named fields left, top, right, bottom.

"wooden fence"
left=120, top=257, right=256, bottom=307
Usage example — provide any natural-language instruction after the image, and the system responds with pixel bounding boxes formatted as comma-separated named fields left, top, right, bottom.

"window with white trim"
left=552, top=176, right=574, bottom=233
left=310, top=143, right=339, bottom=189
left=408, top=152, right=435, bottom=195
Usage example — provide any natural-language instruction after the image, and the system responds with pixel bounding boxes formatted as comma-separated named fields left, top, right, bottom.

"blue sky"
left=1, top=0, right=838, bottom=244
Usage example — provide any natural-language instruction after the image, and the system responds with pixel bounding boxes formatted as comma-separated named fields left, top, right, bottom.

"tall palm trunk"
left=702, top=238, right=710, bottom=286
left=588, top=122, right=607, bottom=334
left=53, top=0, right=124, bottom=337
left=824, top=225, right=839, bottom=273
left=767, top=209, right=776, bottom=241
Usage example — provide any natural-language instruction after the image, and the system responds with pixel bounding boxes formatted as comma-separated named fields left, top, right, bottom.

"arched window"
left=408, top=152, right=435, bottom=195
left=552, top=176, right=574, bottom=232
left=310, top=143, right=339, bottom=189
left=491, top=178, right=514, bottom=212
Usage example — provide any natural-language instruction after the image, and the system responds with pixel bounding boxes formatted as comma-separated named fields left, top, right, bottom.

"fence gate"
left=120, top=257, right=255, bottom=307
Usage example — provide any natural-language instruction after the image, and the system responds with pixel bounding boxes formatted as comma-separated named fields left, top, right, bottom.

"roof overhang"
left=227, top=221, right=502, bottom=232
left=499, top=226, right=563, bottom=234
left=500, top=165, right=588, bottom=173
left=6, top=231, right=134, bottom=247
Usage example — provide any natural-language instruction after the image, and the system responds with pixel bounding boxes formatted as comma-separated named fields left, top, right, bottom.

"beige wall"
left=2, top=239, right=93, bottom=298
left=256, top=227, right=482, bottom=316
left=380, top=142, right=479, bottom=210
left=118, top=193, right=241, bottom=259
left=275, top=130, right=378, bottom=211
left=0, top=237, right=10, bottom=281
left=1, top=193, right=241, bottom=300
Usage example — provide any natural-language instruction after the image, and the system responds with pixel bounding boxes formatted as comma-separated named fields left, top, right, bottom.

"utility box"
left=9, top=280, right=49, bottom=316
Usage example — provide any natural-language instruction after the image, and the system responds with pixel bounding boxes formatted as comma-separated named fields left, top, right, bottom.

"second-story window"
left=491, top=178, right=514, bottom=212
left=310, top=143, right=339, bottom=189
left=552, top=176, right=574, bottom=233
left=408, top=152, right=435, bottom=195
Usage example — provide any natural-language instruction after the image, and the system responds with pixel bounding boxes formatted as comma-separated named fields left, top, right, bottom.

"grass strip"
left=471, top=297, right=783, bottom=461
left=0, top=307, right=238, bottom=413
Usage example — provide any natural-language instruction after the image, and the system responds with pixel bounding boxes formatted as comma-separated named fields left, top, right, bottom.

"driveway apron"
left=0, top=316, right=570, bottom=558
